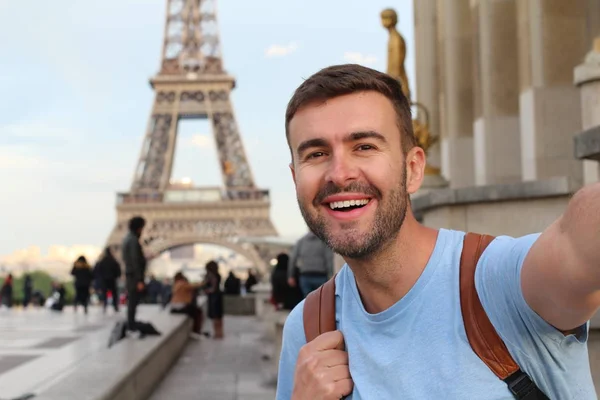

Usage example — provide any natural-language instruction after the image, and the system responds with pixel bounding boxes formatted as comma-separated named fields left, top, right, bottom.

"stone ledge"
left=574, top=126, right=600, bottom=161
left=412, top=177, right=578, bottom=213
left=224, top=293, right=256, bottom=315
left=33, top=307, right=192, bottom=400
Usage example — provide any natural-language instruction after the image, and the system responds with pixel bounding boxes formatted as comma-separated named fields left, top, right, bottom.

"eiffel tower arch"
left=105, top=0, right=278, bottom=272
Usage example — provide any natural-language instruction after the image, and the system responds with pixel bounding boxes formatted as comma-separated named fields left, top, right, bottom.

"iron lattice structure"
left=105, top=0, right=278, bottom=271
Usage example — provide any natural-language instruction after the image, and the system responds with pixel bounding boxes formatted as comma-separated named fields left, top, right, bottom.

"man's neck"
left=388, top=27, right=400, bottom=36
left=345, top=215, right=439, bottom=314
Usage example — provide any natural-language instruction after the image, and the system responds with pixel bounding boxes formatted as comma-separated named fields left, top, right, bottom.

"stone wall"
left=413, top=177, right=577, bottom=236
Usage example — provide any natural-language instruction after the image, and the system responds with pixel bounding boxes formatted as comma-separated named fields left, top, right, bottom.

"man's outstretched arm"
left=522, top=182, right=600, bottom=331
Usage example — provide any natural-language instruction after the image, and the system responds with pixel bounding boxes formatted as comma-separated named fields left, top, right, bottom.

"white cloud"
left=2, top=118, right=76, bottom=142
left=0, top=150, right=43, bottom=169
left=265, top=42, right=299, bottom=58
left=0, top=245, right=101, bottom=265
left=0, top=244, right=103, bottom=280
left=343, top=52, right=378, bottom=66
left=188, top=134, right=214, bottom=149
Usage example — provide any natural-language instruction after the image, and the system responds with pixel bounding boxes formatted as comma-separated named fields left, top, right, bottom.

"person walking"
left=271, top=253, right=303, bottom=311
left=121, top=216, right=147, bottom=333
left=224, top=271, right=241, bottom=295
left=93, top=247, right=122, bottom=313
left=287, top=231, right=334, bottom=297
left=203, top=260, right=224, bottom=339
left=244, top=269, right=258, bottom=293
left=22, top=274, right=33, bottom=308
left=71, top=256, right=93, bottom=314
left=0, top=274, right=13, bottom=308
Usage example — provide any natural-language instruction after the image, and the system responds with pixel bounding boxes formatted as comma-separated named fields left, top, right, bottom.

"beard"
left=298, top=168, right=408, bottom=260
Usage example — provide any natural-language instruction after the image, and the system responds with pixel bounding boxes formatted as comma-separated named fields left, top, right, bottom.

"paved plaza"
left=6, top=305, right=600, bottom=398
left=0, top=305, right=276, bottom=400
left=0, top=305, right=127, bottom=399
left=150, top=315, right=276, bottom=400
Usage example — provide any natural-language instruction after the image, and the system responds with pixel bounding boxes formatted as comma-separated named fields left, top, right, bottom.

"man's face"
left=380, top=11, right=397, bottom=29
left=288, top=91, right=411, bottom=259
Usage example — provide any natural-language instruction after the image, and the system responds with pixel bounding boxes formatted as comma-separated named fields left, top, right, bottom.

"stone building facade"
left=411, top=0, right=600, bottom=238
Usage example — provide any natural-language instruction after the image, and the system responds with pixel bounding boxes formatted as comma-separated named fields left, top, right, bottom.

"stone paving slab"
left=149, top=315, right=276, bottom=400
left=33, top=337, right=80, bottom=349
left=0, top=305, right=161, bottom=399
left=0, top=355, right=39, bottom=374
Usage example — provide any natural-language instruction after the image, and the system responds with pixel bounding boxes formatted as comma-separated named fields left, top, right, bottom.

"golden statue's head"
left=380, top=8, right=398, bottom=29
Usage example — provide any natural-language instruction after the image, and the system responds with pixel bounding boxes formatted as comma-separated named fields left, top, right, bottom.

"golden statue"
left=381, top=8, right=411, bottom=101
left=411, top=105, right=440, bottom=175
left=381, top=8, right=440, bottom=176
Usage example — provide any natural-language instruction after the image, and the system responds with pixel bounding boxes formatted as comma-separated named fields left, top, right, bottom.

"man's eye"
left=307, top=152, right=325, bottom=159
left=357, top=144, right=374, bottom=151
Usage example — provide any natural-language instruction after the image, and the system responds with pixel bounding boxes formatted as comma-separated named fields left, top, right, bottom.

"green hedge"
left=1, top=270, right=75, bottom=305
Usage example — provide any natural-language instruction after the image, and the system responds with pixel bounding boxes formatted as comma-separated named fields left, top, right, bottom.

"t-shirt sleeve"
left=276, top=300, right=307, bottom=400
left=475, top=233, right=589, bottom=359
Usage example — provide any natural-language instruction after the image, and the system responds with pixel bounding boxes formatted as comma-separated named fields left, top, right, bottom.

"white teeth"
left=329, top=199, right=370, bottom=210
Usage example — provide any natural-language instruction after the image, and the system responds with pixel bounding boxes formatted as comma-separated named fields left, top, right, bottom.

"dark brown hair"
left=285, top=64, right=416, bottom=155
left=205, top=260, right=219, bottom=274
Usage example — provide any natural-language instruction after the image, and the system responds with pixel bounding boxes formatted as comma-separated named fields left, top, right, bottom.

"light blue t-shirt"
left=276, top=229, right=596, bottom=399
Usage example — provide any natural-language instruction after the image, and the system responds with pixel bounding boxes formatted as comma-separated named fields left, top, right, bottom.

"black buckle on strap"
left=503, top=370, right=549, bottom=399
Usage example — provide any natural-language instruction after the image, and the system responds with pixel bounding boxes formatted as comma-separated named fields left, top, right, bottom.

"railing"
left=117, top=192, right=163, bottom=204
left=224, top=188, right=270, bottom=201
left=117, top=187, right=270, bottom=205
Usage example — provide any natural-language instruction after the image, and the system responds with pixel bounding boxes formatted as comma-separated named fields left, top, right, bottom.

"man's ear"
left=406, top=146, right=426, bottom=195
left=289, top=162, right=296, bottom=185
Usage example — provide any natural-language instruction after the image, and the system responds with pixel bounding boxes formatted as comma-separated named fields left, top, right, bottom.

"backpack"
left=107, top=320, right=162, bottom=348
left=303, top=233, right=549, bottom=399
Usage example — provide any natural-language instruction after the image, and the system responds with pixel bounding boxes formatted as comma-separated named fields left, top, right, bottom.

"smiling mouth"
left=327, top=199, right=371, bottom=212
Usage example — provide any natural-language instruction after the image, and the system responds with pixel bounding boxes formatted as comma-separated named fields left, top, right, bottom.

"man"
left=121, top=216, right=147, bottom=333
left=287, top=231, right=334, bottom=297
left=276, top=64, right=600, bottom=399
left=22, top=274, right=33, bottom=308
left=93, top=247, right=122, bottom=313
left=224, top=271, right=242, bottom=295
left=0, top=274, right=13, bottom=308
left=245, top=269, right=259, bottom=293
left=146, top=274, right=162, bottom=304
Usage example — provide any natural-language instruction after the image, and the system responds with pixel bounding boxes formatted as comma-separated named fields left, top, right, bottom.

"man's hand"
left=288, top=277, right=297, bottom=287
left=137, top=282, right=145, bottom=292
left=292, top=330, right=353, bottom=400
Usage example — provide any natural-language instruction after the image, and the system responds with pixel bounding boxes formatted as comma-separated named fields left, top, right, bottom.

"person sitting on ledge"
left=170, top=271, right=207, bottom=339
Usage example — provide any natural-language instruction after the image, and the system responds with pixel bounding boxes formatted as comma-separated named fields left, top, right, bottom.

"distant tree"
left=4, top=270, right=78, bottom=305
left=62, top=281, right=75, bottom=304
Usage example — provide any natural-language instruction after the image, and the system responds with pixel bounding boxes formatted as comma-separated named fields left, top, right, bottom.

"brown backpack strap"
left=460, top=232, right=520, bottom=379
left=303, top=275, right=337, bottom=342
left=460, top=233, right=548, bottom=399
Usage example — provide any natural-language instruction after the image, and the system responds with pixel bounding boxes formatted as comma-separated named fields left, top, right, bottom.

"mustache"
left=314, top=181, right=382, bottom=206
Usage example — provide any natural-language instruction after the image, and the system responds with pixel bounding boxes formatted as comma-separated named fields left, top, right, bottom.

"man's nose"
left=324, top=153, right=359, bottom=186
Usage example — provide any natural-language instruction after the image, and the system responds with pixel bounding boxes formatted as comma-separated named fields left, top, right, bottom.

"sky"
left=0, top=0, right=416, bottom=263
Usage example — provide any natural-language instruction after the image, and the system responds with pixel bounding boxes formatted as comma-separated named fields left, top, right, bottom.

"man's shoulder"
left=281, top=299, right=308, bottom=346
left=442, top=229, right=541, bottom=260
left=122, top=232, right=136, bottom=246
left=482, top=232, right=541, bottom=262
left=122, top=232, right=131, bottom=243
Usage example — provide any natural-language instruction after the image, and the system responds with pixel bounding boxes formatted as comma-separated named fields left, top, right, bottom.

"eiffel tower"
left=105, top=0, right=278, bottom=271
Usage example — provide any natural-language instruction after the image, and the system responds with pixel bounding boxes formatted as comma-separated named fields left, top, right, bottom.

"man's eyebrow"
left=345, top=130, right=387, bottom=143
left=296, top=138, right=329, bottom=156
left=295, top=131, right=387, bottom=156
